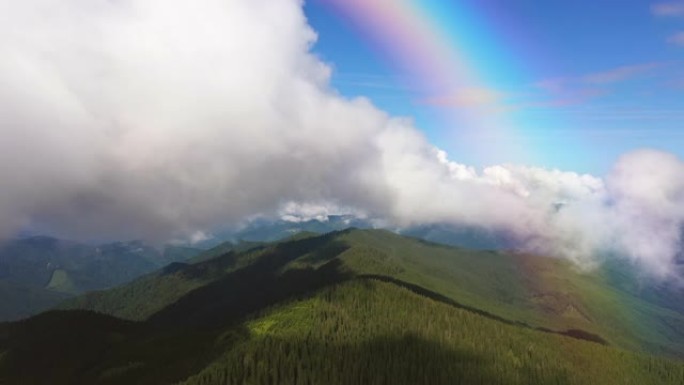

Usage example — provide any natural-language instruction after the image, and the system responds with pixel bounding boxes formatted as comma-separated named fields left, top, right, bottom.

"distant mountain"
left=205, top=215, right=514, bottom=252
left=0, top=236, right=202, bottom=321
left=398, top=223, right=516, bottom=250
left=195, top=215, right=372, bottom=247
left=2, top=229, right=681, bottom=384
left=235, top=215, right=368, bottom=241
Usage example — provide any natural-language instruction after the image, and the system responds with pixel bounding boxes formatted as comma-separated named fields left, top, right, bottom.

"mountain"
left=61, top=229, right=684, bottom=355
left=0, top=280, right=70, bottom=322
left=0, top=229, right=679, bottom=383
left=195, top=215, right=372, bottom=248
left=202, top=215, right=512, bottom=251
left=234, top=215, right=370, bottom=242
left=398, top=223, right=516, bottom=250
left=0, top=236, right=202, bottom=321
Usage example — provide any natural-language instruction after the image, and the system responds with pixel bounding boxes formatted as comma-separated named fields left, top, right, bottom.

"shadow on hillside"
left=358, top=274, right=608, bottom=345
left=0, top=310, right=255, bottom=385
left=0, top=311, right=142, bottom=385
left=148, top=235, right=352, bottom=329
left=181, top=332, right=571, bottom=385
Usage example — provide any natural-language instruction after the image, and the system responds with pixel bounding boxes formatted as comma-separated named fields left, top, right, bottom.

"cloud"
left=0, top=0, right=392, bottom=241
left=420, top=87, right=503, bottom=108
left=668, top=31, right=684, bottom=45
left=532, top=62, right=665, bottom=106
left=381, top=147, right=684, bottom=279
left=0, top=0, right=683, bottom=280
left=278, top=202, right=364, bottom=223
left=581, top=63, right=664, bottom=84
left=603, top=150, right=684, bottom=277
left=652, top=2, right=684, bottom=17
left=537, top=63, right=663, bottom=90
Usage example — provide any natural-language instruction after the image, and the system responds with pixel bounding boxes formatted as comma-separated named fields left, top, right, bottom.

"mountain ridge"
left=2, top=228, right=684, bottom=384
left=60, top=228, right=684, bottom=355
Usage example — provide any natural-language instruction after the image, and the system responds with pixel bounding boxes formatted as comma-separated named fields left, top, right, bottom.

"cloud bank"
left=1, top=0, right=683, bottom=279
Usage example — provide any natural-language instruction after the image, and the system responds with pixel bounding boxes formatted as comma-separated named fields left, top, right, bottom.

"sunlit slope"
left=179, top=280, right=684, bottom=385
left=62, top=228, right=684, bottom=355
left=333, top=229, right=684, bottom=355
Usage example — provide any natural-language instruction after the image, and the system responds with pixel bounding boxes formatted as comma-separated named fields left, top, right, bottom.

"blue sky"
left=305, top=0, right=684, bottom=174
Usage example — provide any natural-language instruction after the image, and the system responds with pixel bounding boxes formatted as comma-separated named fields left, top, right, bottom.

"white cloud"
left=668, top=31, right=684, bottom=46
left=278, top=202, right=364, bottom=223
left=0, top=0, right=392, bottom=241
left=0, top=0, right=682, bottom=279
left=652, top=2, right=684, bottom=17
left=189, top=231, right=211, bottom=245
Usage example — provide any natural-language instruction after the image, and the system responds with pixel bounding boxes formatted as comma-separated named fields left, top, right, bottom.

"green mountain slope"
left=59, top=232, right=323, bottom=321
left=59, top=243, right=289, bottom=321
left=1, top=225, right=681, bottom=385
left=180, top=280, right=684, bottom=385
left=62, top=229, right=684, bottom=356
left=2, top=278, right=683, bottom=384
left=335, top=230, right=684, bottom=355
left=2, top=229, right=684, bottom=384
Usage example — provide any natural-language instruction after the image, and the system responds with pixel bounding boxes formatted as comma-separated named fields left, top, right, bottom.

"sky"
left=0, top=0, right=683, bottom=280
left=305, top=0, right=684, bottom=173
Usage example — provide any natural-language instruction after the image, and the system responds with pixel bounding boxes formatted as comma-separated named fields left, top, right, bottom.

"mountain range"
left=0, top=236, right=201, bottom=321
left=1, top=228, right=683, bottom=384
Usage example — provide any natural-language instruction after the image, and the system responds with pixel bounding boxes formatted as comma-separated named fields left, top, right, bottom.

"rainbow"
left=319, top=0, right=567, bottom=168
left=316, top=0, right=653, bottom=351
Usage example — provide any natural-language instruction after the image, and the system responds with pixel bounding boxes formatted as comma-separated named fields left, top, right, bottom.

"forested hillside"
left=179, top=280, right=684, bottom=385
left=2, top=279, right=683, bottom=384
left=1, top=229, right=683, bottom=384
left=63, top=229, right=684, bottom=355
